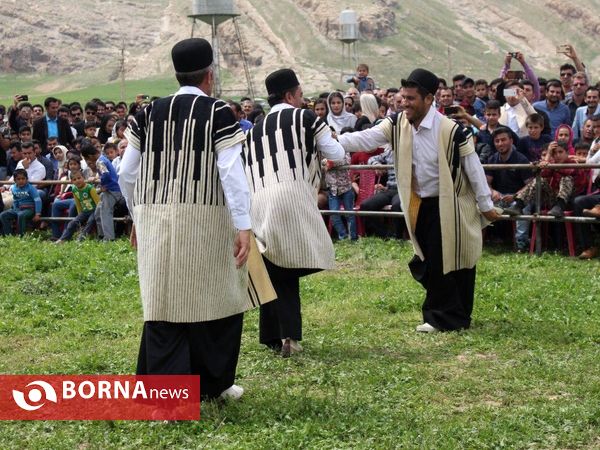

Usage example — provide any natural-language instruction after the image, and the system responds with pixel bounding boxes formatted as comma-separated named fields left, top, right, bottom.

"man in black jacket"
left=32, top=97, right=73, bottom=152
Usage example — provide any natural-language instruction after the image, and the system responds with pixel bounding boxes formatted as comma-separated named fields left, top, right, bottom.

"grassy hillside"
left=0, top=0, right=598, bottom=101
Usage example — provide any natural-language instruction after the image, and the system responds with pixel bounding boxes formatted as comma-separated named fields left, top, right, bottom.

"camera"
left=509, top=52, right=518, bottom=58
left=18, top=95, right=29, bottom=101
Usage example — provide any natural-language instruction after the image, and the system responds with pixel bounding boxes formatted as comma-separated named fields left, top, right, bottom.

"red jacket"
left=541, top=157, right=588, bottom=195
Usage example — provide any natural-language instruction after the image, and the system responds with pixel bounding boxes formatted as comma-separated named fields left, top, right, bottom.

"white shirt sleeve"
left=462, top=152, right=494, bottom=212
left=216, top=143, right=252, bottom=231
left=117, top=143, right=141, bottom=219
left=337, top=126, right=389, bottom=153
left=316, top=128, right=346, bottom=160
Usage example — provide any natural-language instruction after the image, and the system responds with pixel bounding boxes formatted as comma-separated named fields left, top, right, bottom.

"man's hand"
left=504, top=53, right=512, bottom=66
left=482, top=208, right=501, bottom=223
left=501, top=194, right=514, bottom=203
left=234, top=229, right=252, bottom=269
left=129, top=224, right=137, bottom=249
left=515, top=52, right=526, bottom=65
left=564, top=44, right=577, bottom=61
left=21, top=157, right=31, bottom=169
left=491, top=190, right=502, bottom=202
left=32, top=213, right=41, bottom=223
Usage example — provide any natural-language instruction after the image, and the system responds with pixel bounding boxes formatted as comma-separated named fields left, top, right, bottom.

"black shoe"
left=548, top=204, right=564, bottom=217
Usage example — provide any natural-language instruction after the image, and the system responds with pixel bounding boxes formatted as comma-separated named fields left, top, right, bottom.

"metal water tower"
left=338, top=9, right=360, bottom=81
left=188, top=0, right=255, bottom=99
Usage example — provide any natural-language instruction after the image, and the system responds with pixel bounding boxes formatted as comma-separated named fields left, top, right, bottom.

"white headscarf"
left=326, top=92, right=357, bottom=134
left=360, top=93, right=379, bottom=123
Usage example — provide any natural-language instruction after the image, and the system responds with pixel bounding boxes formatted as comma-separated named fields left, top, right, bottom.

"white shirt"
left=587, top=139, right=600, bottom=182
left=268, top=103, right=345, bottom=160
left=14, top=158, right=46, bottom=182
left=118, top=85, right=252, bottom=230
left=338, top=107, right=493, bottom=212
left=505, top=105, right=520, bottom=135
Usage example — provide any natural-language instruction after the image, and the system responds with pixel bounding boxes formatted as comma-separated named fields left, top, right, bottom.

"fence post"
left=534, top=170, right=542, bottom=256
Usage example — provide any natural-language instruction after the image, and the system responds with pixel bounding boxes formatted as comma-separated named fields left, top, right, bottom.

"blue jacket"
left=11, top=183, right=42, bottom=214
left=96, top=155, right=121, bottom=192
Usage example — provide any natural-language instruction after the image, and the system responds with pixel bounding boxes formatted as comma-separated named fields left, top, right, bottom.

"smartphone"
left=503, top=88, right=517, bottom=98
left=556, top=44, right=570, bottom=54
left=444, top=106, right=460, bottom=115
left=505, top=70, right=524, bottom=80
left=509, top=52, right=519, bottom=58
left=19, top=95, right=29, bottom=101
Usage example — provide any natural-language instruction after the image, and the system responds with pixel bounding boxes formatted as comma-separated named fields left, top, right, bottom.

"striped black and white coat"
left=243, top=103, right=345, bottom=269
left=124, top=89, right=252, bottom=322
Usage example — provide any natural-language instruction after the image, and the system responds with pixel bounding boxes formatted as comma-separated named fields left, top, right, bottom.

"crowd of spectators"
left=0, top=95, right=145, bottom=241
left=0, top=46, right=599, bottom=258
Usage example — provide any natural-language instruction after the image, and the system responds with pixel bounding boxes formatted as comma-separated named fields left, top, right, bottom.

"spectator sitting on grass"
left=56, top=171, right=99, bottom=244
left=0, top=169, right=41, bottom=236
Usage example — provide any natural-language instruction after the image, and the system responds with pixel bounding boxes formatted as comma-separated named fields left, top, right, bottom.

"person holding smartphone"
left=498, top=80, right=536, bottom=138
left=499, top=52, right=540, bottom=102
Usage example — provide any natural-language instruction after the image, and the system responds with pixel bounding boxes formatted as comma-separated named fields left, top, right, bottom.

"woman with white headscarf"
left=327, top=91, right=357, bottom=134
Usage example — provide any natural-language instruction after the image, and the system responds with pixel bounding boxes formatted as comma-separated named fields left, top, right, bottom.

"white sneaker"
left=415, top=322, right=439, bottom=333
left=219, top=384, right=244, bottom=401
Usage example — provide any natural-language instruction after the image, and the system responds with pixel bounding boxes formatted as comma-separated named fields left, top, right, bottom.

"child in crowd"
left=81, top=143, right=122, bottom=241
left=505, top=141, right=587, bottom=217
left=103, top=142, right=118, bottom=163
left=475, top=79, right=489, bottom=102
left=322, top=127, right=358, bottom=241
left=346, top=63, right=375, bottom=93
left=574, top=142, right=590, bottom=163
left=476, top=100, right=502, bottom=162
left=50, top=157, right=89, bottom=239
left=84, top=122, right=97, bottom=139
left=554, top=124, right=575, bottom=155
left=517, top=113, right=553, bottom=161
left=0, top=169, right=41, bottom=236
left=56, top=171, right=99, bottom=243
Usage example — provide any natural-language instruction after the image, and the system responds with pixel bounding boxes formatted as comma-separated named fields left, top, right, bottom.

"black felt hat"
left=401, top=68, right=439, bottom=96
left=171, top=38, right=213, bottom=73
left=265, top=69, right=300, bottom=95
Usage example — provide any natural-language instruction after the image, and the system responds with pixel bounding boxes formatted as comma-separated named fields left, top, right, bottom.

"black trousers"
left=136, top=313, right=244, bottom=400
left=259, top=258, right=319, bottom=349
left=573, top=193, right=600, bottom=249
left=359, top=188, right=403, bottom=238
left=414, top=197, right=476, bottom=331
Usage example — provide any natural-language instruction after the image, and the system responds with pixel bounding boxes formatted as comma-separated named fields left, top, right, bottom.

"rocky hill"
left=1, top=0, right=598, bottom=96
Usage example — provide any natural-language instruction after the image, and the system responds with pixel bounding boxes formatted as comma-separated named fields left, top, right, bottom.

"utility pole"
left=119, top=39, right=126, bottom=101
left=447, top=44, right=452, bottom=81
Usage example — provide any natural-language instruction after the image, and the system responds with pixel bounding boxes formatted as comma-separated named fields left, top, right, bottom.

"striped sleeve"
left=213, top=100, right=246, bottom=153
left=124, top=107, right=149, bottom=152
left=307, top=110, right=329, bottom=141
left=454, top=124, right=476, bottom=158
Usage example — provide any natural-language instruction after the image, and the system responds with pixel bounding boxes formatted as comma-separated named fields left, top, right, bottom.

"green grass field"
left=0, top=236, right=598, bottom=449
